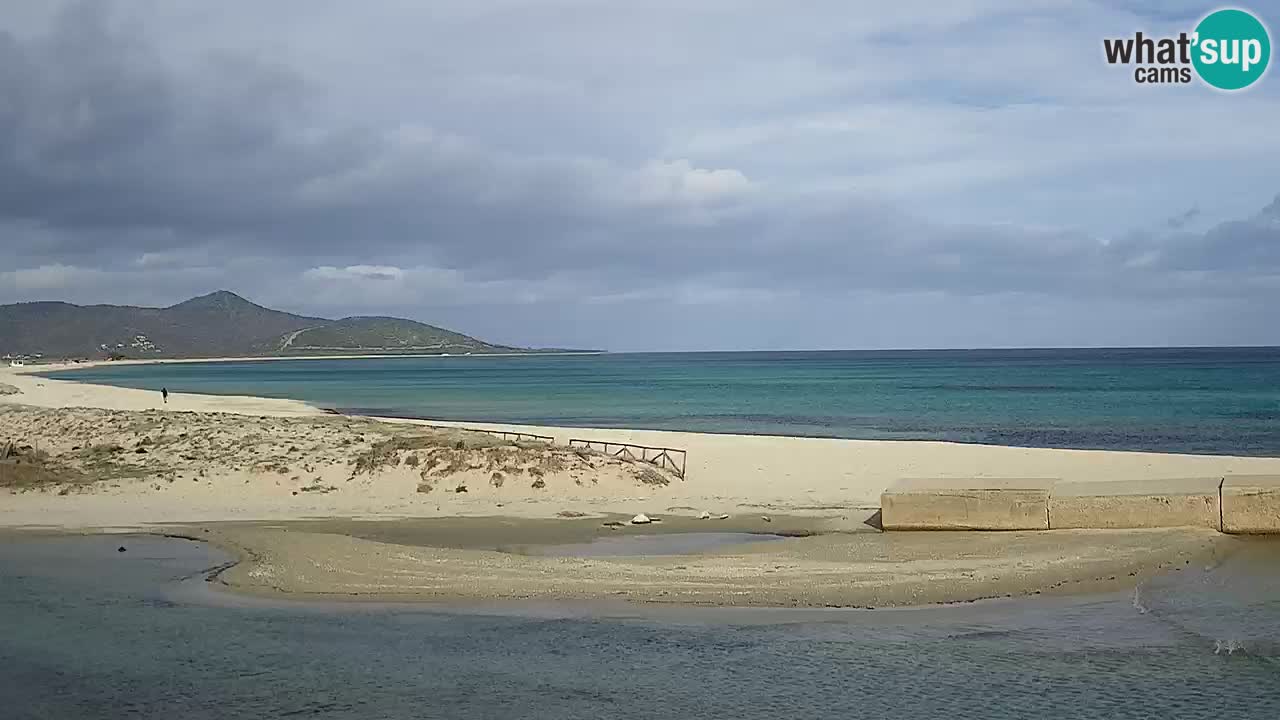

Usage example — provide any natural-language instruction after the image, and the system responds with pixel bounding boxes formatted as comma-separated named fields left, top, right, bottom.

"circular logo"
left=1192, top=9, right=1271, bottom=90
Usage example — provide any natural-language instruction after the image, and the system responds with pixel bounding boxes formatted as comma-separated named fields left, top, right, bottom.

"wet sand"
left=237, top=513, right=848, bottom=549
left=185, top=519, right=1229, bottom=608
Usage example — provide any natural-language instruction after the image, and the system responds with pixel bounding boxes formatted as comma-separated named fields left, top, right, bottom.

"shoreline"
left=13, top=350, right=604, bottom=374
left=6, top=359, right=1280, bottom=609
left=13, top=358, right=1280, bottom=462
left=5, top=363, right=1280, bottom=530
left=4, top=523, right=1255, bottom=616
left=352, top=409, right=1275, bottom=459
left=27, top=353, right=1280, bottom=461
left=131, top=521, right=1238, bottom=609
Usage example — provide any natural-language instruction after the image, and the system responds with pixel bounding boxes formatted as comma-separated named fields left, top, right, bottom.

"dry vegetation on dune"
left=0, top=443, right=82, bottom=490
left=351, top=429, right=671, bottom=495
left=0, top=405, right=678, bottom=497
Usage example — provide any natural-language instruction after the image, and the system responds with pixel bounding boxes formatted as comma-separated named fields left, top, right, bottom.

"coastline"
left=170, top=521, right=1235, bottom=608
left=21, top=519, right=1234, bottom=610
left=16, top=350, right=604, bottom=374
left=6, top=360, right=1280, bottom=527
left=3, top=362, right=320, bottom=416
left=5, top=359, right=1280, bottom=609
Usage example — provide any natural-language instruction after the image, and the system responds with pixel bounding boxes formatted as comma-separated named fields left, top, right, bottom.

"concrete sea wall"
left=1221, top=475, right=1280, bottom=534
left=881, top=475, right=1280, bottom=534
left=1049, top=478, right=1221, bottom=530
left=880, top=478, right=1053, bottom=531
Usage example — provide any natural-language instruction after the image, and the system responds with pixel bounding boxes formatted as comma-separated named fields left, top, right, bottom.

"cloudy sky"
left=2, top=0, right=1279, bottom=350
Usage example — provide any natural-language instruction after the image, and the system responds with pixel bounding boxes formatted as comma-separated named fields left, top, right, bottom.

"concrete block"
left=1222, top=475, right=1280, bottom=534
left=1049, top=478, right=1221, bottom=530
left=881, top=478, right=1054, bottom=531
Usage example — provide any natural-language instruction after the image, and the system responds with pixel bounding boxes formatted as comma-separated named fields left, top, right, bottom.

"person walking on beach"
left=161, top=387, right=168, bottom=404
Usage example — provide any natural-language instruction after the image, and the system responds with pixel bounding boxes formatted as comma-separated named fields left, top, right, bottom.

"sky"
left=2, top=0, right=1279, bottom=351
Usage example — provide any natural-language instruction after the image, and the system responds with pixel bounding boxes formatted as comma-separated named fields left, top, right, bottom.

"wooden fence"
left=325, top=409, right=555, bottom=445
left=416, top=423, right=553, bottom=444
left=487, top=429, right=554, bottom=444
left=567, top=439, right=687, bottom=479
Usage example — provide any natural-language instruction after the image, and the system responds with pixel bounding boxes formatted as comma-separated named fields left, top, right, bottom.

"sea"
left=44, top=347, right=1280, bottom=456
left=1, top=534, right=1279, bottom=719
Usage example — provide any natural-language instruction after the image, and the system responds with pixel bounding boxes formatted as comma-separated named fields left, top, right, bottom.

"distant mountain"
left=0, top=291, right=524, bottom=359
left=281, top=316, right=504, bottom=354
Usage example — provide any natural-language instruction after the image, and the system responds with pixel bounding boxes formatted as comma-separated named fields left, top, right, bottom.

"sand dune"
left=0, top=403, right=683, bottom=529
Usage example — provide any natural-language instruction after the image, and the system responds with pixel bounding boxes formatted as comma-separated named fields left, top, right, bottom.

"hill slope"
left=281, top=317, right=496, bottom=353
left=0, top=291, right=513, bottom=359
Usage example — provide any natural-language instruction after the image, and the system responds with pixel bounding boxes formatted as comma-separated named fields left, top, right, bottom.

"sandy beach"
left=7, top=362, right=1280, bottom=527
left=4, top=360, right=1280, bottom=607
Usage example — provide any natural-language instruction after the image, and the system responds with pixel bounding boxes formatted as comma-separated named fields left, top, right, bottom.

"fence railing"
left=336, top=410, right=683, bottom=475
left=414, top=423, right=553, bottom=444
left=487, top=430, right=554, bottom=444
left=568, top=439, right=687, bottom=479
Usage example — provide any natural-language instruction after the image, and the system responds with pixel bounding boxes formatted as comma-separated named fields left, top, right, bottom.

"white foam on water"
left=1214, top=638, right=1246, bottom=656
left=1132, top=585, right=1148, bottom=615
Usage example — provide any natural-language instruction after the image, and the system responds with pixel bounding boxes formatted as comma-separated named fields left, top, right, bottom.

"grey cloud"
left=2, top=1, right=1279, bottom=349
left=1105, top=198, right=1280, bottom=278
left=1166, top=206, right=1199, bottom=229
left=1, top=5, right=755, bottom=266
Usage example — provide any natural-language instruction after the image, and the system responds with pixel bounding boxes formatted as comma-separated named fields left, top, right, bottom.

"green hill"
left=280, top=316, right=504, bottom=354
left=0, top=291, right=519, bottom=359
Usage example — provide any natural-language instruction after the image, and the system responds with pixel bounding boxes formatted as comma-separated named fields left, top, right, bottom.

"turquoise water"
left=46, top=347, right=1280, bottom=455
left=2, top=535, right=1279, bottom=719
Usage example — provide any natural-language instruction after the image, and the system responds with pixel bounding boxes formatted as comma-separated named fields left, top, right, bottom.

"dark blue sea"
left=2, top=534, right=1279, bottom=719
left=45, top=348, right=1280, bottom=455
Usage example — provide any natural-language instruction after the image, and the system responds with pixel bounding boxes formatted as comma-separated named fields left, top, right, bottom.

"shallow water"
left=2, top=534, right=1279, bottom=719
left=46, top=347, right=1280, bottom=455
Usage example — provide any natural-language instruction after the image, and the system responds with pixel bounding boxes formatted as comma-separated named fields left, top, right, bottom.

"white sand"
left=2, top=362, right=317, bottom=416
left=4, top=361, right=1280, bottom=530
